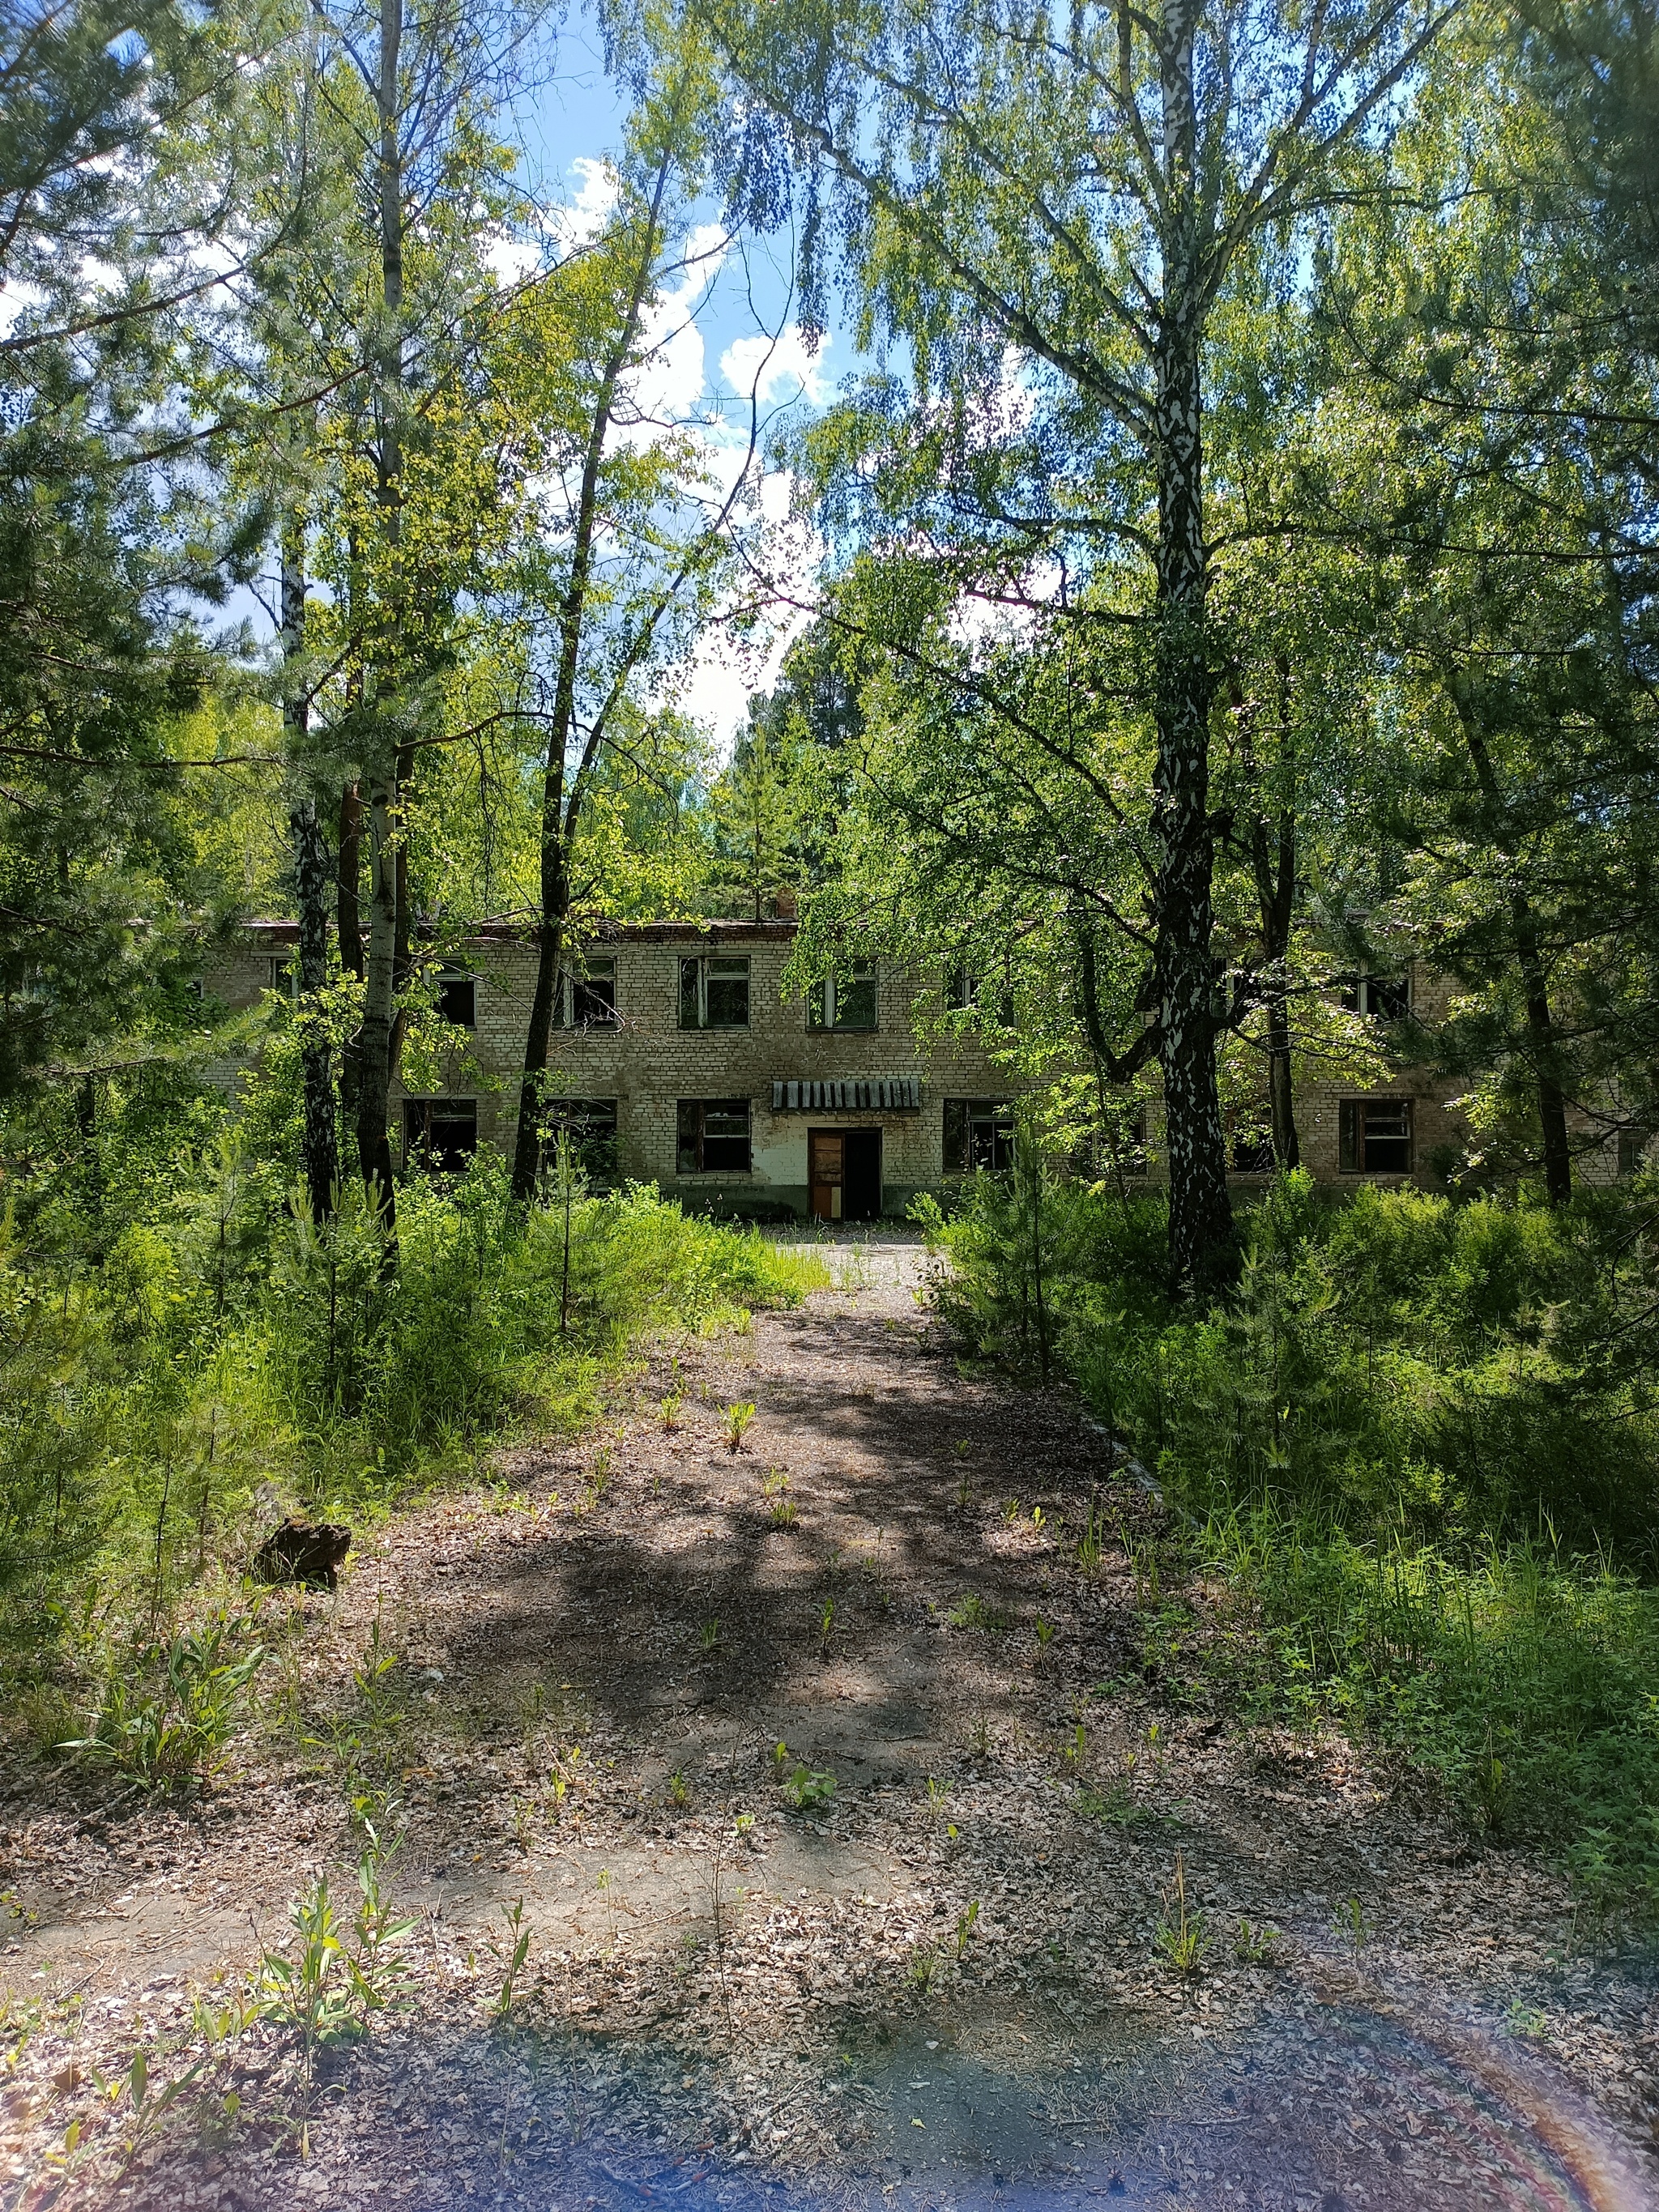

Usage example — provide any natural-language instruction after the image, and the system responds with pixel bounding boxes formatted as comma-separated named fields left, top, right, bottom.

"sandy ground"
left=3, top=1237, right=1657, bottom=2212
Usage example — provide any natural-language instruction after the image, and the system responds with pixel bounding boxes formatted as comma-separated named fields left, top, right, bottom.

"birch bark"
left=1150, top=0, right=1235, bottom=1291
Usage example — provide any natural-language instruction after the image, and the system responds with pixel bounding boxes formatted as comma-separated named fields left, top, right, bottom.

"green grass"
left=0, top=1099, right=826, bottom=1692
left=922, top=1166, right=1659, bottom=1937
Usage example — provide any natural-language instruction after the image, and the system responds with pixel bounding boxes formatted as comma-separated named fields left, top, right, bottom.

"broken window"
left=437, top=971, right=476, bottom=1028
left=539, top=1097, right=620, bottom=1182
left=403, top=1097, right=478, bottom=1172
left=557, top=956, right=617, bottom=1029
left=1337, top=968, right=1411, bottom=1021
left=1229, top=1126, right=1276, bottom=1174
left=943, top=1097, right=1016, bottom=1174
left=679, top=955, right=749, bottom=1029
left=267, top=956, right=296, bottom=999
left=1339, top=1097, right=1414, bottom=1174
left=676, top=1097, right=752, bottom=1173
left=808, top=961, right=877, bottom=1032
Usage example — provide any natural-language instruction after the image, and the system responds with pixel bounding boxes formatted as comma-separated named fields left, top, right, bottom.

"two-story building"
left=208, top=918, right=1023, bottom=1221
left=208, top=921, right=1543, bottom=1213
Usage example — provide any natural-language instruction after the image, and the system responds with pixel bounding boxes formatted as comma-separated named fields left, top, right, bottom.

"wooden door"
left=809, top=1131, right=844, bottom=1221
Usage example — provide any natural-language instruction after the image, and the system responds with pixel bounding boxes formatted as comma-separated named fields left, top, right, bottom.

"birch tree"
left=689, top=0, right=1458, bottom=1289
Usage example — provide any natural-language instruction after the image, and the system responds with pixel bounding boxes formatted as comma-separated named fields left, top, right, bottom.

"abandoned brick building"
left=207, top=919, right=1495, bottom=1220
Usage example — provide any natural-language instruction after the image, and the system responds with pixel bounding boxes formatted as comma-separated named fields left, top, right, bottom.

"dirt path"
left=4, top=1240, right=1658, bottom=2211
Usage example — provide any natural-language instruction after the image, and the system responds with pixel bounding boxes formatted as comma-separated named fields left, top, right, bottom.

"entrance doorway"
left=808, top=1127, right=882, bottom=1221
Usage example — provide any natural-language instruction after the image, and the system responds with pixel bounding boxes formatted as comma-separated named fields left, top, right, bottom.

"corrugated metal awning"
left=770, top=1077, right=922, bottom=1113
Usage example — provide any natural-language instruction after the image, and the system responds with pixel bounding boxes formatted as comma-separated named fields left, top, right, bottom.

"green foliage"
left=780, top=1763, right=836, bottom=1809
left=61, top=1618, right=266, bottom=1789
left=0, top=1089, right=820, bottom=1686
left=938, top=1168, right=1659, bottom=1552
left=937, top=1169, right=1659, bottom=1930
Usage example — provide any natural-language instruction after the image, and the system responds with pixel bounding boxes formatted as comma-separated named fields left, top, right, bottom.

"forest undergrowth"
left=921, top=1168, right=1659, bottom=1937
left=0, top=1061, right=823, bottom=1721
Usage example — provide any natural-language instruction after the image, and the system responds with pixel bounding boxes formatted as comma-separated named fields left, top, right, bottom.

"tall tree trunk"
left=348, top=0, right=405, bottom=1232
left=1252, top=807, right=1299, bottom=1170
left=507, top=143, right=677, bottom=1205
left=1149, top=25, right=1234, bottom=1294
left=356, top=783, right=399, bottom=1225
left=510, top=863, right=569, bottom=1200
left=283, top=518, right=339, bottom=1221
left=1449, top=676, right=1572, bottom=1204
left=336, top=779, right=364, bottom=1153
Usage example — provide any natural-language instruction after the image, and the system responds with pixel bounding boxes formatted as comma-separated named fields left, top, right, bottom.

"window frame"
left=676, top=1097, right=753, bottom=1174
left=943, top=1097, right=1017, bottom=1174
left=1337, top=965, right=1412, bottom=1021
left=437, top=971, right=476, bottom=1029
left=808, top=961, right=878, bottom=1033
left=678, top=954, right=751, bottom=1030
left=539, top=1097, right=620, bottom=1182
left=557, top=955, right=617, bottom=1030
left=403, top=1097, right=479, bottom=1172
left=1339, top=1096, right=1414, bottom=1175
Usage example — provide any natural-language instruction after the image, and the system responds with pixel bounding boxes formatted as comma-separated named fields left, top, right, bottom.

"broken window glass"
left=1339, top=1097, right=1413, bottom=1174
left=676, top=1097, right=752, bottom=1172
left=679, top=957, right=750, bottom=1029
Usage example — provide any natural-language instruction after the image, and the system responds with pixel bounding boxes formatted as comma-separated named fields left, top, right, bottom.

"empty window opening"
left=808, top=962, right=877, bottom=1032
left=1229, top=1125, right=1276, bottom=1174
left=676, top=1097, right=752, bottom=1173
left=437, top=971, right=476, bottom=1028
left=944, top=1097, right=1016, bottom=1174
left=558, top=957, right=616, bottom=1029
left=1338, top=968, right=1411, bottom=1021
left=1339, top=1097, right=1414, bottom=1174
left=539, top=1097, right=619, bottom=1182
left=680, top=956, right=750, bottom=1029
left=404, top=1097, right=478, bottom=1173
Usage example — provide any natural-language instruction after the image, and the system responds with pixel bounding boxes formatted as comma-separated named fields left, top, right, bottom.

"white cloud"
left=616, top=223, right=729, bottom=448
left=719, top=324, right=833, bottom=410
left=552, top=157, right=621, bottom=252
left=485, top=232, right=540, bottom=288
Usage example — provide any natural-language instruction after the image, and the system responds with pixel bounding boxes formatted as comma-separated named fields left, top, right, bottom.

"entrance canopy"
left=770, top=1077, right=921, bottom=1112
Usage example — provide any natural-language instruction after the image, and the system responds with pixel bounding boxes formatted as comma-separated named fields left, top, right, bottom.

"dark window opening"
left=437, top=973, right=476, bottom=1028
left=944, top=1097, right=1016, bottom=1174
left=268, top=956, right=296, bottom=999
left=808, top=962, right=877, bottom=1031
left=559, top=957, right=616, bottom=1029
left=1618, top=1129, right=1650, bottom=1177
left=676, top=1097, right=752, bottom=1173
left=680, top=956, right=750, bottom=1029
left=539, top=1097, right=619, bottom=1182
left=404, top=1097, right=478, bottom=1172
left=1338, top=969, right=1411, bottom=1021
left=1340, top=1097, right=1414, bottom=1174
left=1230, top=1129, right=1276, bottom=1174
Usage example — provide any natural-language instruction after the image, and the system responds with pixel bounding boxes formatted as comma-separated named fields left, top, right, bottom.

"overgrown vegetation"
left=925, top=1170, right=1659, bottom=1933
left=1, top=1066, right=821, bottom=1697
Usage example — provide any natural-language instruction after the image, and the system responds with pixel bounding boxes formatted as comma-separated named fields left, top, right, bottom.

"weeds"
left=1154, top=1854, right=1207, bottom=1978
left=667, top=1769, right=690, bottom=1808
left=659, top=1392, right=683, bottom=1432
left=1076, top=1781, right=1158, bottom=1829
left=723, top=1401, right=756, bottom=1453
left=487, top=1899, right=531, bottom=2021
left=1232, top=1918, right=1281, bottom=1966
left=698, top=1619, right=723, bottom=1657
left=947, top=1592, right=1011, bottom=1631
left=953, top=1899, right=980, bottom=1957
left=61, top=1617, right=265, bottom=1790
left=780, top=1763, right=836, bottom=1812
